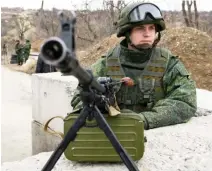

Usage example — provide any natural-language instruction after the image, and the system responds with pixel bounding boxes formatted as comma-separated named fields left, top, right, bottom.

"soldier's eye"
left=149, top=26, right=155, bottom=30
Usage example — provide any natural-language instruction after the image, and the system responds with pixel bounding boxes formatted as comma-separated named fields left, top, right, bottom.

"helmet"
left=116, top=2, right=166, bottom=37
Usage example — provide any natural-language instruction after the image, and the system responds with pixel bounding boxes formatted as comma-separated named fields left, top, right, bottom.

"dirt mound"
left=79, top=27, right=212, bottom=91
left=78, top=34, right=123, bottom=68
left=159, top=27, right=212, bottom=91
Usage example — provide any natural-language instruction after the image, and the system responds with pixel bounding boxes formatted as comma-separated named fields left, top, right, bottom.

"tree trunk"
left=187, top=0, right=193, bottom=27
left=194, top=0, right=199, bottom=29
left=182, top=0, right=190, bottom=26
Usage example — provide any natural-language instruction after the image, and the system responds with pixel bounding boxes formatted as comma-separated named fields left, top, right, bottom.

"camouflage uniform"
left=2, top=43, right=8, bottom=56
left=71, top=2, right=197, bottom=130
left=15, top=40, right=24, bottom=65
left=23, top=40, right=31, bottom=62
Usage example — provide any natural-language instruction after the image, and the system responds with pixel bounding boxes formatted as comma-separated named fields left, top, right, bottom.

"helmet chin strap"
left=152, top=31, right=161, bottom=47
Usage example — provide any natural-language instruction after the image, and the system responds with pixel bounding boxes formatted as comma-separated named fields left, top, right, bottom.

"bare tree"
left=194, top=0, right=199, bottom=29
left=186, top=0, right=193, bottom=27
left=76, top=0, right=98, bottom=43
left=182, top=0, right=199, bottom=29
left=78, top=13, right=98, bottom=41
left=32, top=1, right=59, bottom=38
left=182, top=0, right=190, bottom=26
left=41, top=9, right=60, bottom=37
left=12, top=14, right=32, bottom=40
left=103, top=0, right=127, bottom=33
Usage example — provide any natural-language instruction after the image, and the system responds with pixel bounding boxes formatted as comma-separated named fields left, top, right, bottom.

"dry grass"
left=20, top=58, right=37, bottom=74
left=6, top=58, right=37, bottom=74
left=159, top=27, right=212, bottom=91
left=78, top=34, right=123, bottom=68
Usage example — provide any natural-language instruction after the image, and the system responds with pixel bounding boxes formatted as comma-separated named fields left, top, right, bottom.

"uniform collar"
left=119, top=39, right=153, bottom=63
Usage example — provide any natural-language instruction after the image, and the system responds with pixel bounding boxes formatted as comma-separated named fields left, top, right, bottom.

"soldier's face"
left=130, top=24, right=156, bottom=47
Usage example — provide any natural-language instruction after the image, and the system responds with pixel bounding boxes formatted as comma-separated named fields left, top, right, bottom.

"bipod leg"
left=93, top=106, right=140, bottom=171
left=41, top=106, right=90, bottom=171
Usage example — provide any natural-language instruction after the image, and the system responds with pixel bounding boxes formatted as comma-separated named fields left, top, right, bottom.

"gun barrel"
left=40, top=37, right=106, bottom=93
left=40, top=37, right=68, bottom=66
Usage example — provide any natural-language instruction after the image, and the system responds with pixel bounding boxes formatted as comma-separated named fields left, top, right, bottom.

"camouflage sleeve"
left=141, top=57, right=197, bottom=129
left=91, top=57, right=107, bottom=77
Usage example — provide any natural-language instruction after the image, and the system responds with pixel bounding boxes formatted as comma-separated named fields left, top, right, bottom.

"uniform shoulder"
left=155, top=47, right=175, bottom=59
left=102, top=43, right=120, bottom=59
left=165, top=54, right=190, bottom=80
left=91, top=57, right=107, bottom=77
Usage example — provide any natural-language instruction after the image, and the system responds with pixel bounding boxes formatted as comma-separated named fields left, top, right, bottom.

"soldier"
left=15, top=40, right=24, bottom=65
left=71, top=2, right=197, bottom=130
left=2, top=43, right=8, bottom=56
left=23, top=39, right=31, bottom=62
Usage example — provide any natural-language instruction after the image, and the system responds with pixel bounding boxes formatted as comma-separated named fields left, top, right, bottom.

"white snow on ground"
left=196, top=89, right=212, bottom=110
left=1, top=66, right=32, bottom=163
left=2, top=115, right=212, bottom=171
left=1, top=66, right=212, bottom=170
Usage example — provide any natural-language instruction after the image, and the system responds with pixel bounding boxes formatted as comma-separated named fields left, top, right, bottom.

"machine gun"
left=40, top=11, right=140, bottom=171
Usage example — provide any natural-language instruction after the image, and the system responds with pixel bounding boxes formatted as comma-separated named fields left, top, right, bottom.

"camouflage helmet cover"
left=116, top=2, right=166, bottom=37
